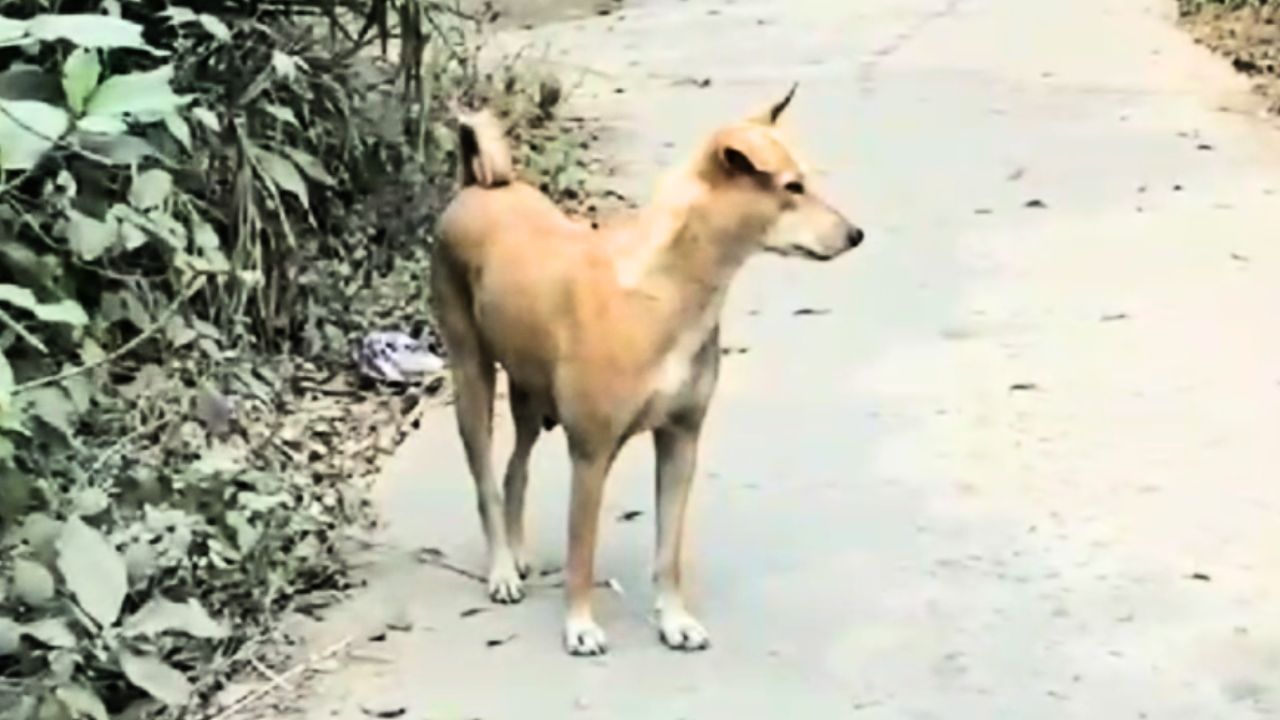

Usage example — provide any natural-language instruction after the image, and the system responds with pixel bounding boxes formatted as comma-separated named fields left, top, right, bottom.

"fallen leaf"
left=672, top=76, right=713, bottom=88
left=1100, top=313, right=1129, bottom=322
left=1189, top=572, right=1212, bottom=582
left=415, top=547, right=445, bottom=563
left=460, top=607, right=488, bottom=619
left=1024, top=199, right=1047, bottom=209
left=486, top=634, right=517, bottom=648
left=1009, top=383, right=1040, bottom=392
left=617, top=510, right=643, bottom=522
left=793, top=307, right=831, bottom=316
left=1231, top=253, right=1249, bottom=262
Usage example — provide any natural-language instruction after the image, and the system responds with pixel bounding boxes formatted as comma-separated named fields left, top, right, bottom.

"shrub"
left=0, top=1, right=588, bottom=717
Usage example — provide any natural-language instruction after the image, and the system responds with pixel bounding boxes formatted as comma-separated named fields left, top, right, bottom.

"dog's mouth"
left=771, top=244, right=839, bottom=261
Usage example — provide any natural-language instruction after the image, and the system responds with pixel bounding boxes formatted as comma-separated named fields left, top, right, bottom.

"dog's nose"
left=847, top=226, right=865, bottom=248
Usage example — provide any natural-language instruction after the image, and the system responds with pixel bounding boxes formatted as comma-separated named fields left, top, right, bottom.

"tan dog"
left=431, top=86, right=863, bottom=656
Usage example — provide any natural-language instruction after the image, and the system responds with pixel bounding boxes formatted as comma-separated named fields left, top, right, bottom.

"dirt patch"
left=463, top=0, right=625, bottom=29
left=1181, top=4, right=1280, bottom=111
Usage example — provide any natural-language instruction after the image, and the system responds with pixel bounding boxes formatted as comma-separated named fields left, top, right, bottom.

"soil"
left=462, top=0, right=626, bottom=29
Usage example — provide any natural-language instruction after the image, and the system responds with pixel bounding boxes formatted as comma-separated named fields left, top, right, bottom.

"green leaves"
left=0, top=617, right=19, bottom=655
left=128, top=169, right=173, bottom=211
left=56, top=517, right=127, bottom=628
left=161, top=7, right=232, bottom=42
left=22, top=618, right=75, bottom=648
left=64, top=210, right=116, bottom=262
left=53, top=684, right=108, bottom=720
left=62, top=48, right=101, bottom=116
left=84, top=66, right=191, bottom=124
left=0, top=353, right=14, bottom=422
left=282, top=147, right=336, bottom=186
left=252, top=147, right=310, bottom=209
left=0, top=17, right=25, bottom=46
left=123, top=598, right=227, bottom=639
left=119, top=651, right=192, bottom=706
left=0, top=99, right=70, bottom=170
left=33, top=301, right=89, bottom=326
left=0, top=284, right=87, bottom=326
left=12, top=558, right=55, bottom=605
left=26, top=15, right=154, bottom=52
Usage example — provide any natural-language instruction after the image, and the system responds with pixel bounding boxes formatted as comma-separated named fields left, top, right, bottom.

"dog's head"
left=700, top=85, right=863, bottom=261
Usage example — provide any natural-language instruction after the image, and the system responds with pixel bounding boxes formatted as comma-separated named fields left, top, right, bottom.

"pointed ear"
left=752, top=83, right=797, bottom=125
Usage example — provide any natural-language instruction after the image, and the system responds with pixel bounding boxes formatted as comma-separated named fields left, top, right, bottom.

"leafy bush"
left=1179, top=0, right=1277, bottom=15
left=0, top=1, right=589, bottom=717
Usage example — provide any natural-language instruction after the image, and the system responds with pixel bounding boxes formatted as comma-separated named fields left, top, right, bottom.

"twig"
left=417, top=553, right=486, bottom=584
left=204, top=635, right=354, bottom=720
left=249, top=657, right=291, bottom=689
left=0, top=165, right=39, bottom=197
left=14, top=277, right=204, bottom=393
left=0, top=305, right=49, bottom=354
left=0, top=102, right=115, bottom=167
left=86, top=414, right=173, bottom=477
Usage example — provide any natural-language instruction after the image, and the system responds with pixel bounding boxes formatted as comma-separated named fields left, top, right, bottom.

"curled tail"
left=456, top=109, right=514, bottom=188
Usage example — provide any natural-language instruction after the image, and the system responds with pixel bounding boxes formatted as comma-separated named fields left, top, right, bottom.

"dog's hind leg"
left=450, top=345, right=525, bottom=604
left=652, top=424, right=710, bottom=651
left=503, top=386, right=542, bottom=580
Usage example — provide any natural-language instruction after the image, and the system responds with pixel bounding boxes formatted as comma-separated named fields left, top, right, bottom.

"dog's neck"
left=621, top=179, right=764, bottom=357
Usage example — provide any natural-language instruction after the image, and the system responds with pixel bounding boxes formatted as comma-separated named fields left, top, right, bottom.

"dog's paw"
left=487, top=564, right=526, bottom=604
left=657, top=608, right=710, bottom=652
left=563, top=616, right=608, bottom=656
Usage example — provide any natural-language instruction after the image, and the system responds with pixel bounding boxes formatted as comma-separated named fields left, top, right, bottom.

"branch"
left=0, top=102, right=114, bottom=167
left=14, top=278, right=205, bottom=394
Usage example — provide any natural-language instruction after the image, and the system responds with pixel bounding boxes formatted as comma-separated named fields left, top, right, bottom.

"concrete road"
left=283, top=0, right=1280, bottom=717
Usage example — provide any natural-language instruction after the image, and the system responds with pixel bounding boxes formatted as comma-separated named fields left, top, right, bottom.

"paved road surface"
left=280, top=1, right=1280, bottom=717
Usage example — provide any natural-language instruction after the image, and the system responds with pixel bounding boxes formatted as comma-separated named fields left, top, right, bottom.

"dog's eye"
left=783, top=181, right=805, bottom=195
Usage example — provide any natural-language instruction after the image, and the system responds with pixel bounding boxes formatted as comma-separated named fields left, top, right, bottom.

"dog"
left=430, top=85, right=864, bottom=656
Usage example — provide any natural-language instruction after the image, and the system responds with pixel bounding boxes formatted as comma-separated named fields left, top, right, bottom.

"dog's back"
left=432, top=111, right=597, bottom=393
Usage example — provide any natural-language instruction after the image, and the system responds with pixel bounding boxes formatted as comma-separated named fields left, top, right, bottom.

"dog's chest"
left=648, top=306, right=719, bottom=405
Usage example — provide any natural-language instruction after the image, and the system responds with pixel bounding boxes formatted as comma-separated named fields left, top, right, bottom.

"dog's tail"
left=456, top=109, right=514, bottom=189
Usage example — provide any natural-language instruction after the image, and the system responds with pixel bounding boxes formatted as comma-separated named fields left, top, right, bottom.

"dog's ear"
left=752, top=83, right=797, bottom=125
left=712, top=126, right=784, bottom=178
left=719, top=145, right=760, bottom=176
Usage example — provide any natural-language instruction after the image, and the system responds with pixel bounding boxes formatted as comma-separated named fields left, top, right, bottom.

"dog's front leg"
left=563, top=448, right=614, bottom=656
left=653, top=425, right=710, bottom=651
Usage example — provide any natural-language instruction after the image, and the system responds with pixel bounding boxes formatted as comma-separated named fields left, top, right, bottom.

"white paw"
left=564, top=616, right=609, bottom=656
left=657, top=608, right=710, bottom=652
left=488, top=562, right=526, bottom=604
left=513, top=552, right=532, bottom=580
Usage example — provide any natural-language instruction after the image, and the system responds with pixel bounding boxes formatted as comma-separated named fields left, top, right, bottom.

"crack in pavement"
left=858, top=0, right=967, bottom=96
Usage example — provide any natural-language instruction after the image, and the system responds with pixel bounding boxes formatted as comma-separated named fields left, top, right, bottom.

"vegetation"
left=0, top=1, right=589, bottom=717
left=1180, top=0, right=1280, bottom=112
left=1179, top=0, right=1275, bottom=12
